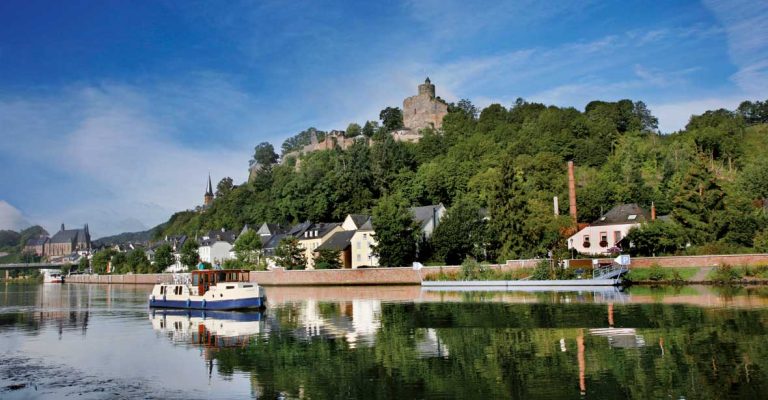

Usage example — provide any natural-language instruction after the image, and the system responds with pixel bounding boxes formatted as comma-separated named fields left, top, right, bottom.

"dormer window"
left=600, top=217, right=606, bottom=221
left=628, top=214, right=637, bottom=220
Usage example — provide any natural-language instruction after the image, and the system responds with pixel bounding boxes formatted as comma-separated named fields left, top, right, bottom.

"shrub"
left=711, top=263, right=743, bottom=283
left=459, top=257, right=488, bottom=280
left=648, top=264, right=667, bottom=281
left=531, top=260, right=550, bottom=280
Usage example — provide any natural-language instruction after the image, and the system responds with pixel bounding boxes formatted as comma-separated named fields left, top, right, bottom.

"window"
left=363, top=234, right=367, bottom=239
left=160, top=286, right=165, bottom=295
left=226, top=285, right=235, bottom=289
left=583, top=235, right=591, bottom=248
left=614, top=231, right=622, bottom=244
left=356, top=254, right=361, bottom=261
left=599, top=232, right=608, bottom=248
left=628, top=214, right=637, bottom=220
left=243, top=285, right=253, bottom=288
left=357, top=241, right=361, bottom=249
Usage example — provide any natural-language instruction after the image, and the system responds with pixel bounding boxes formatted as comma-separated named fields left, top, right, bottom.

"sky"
left=0, top=0, right=766, bottom=238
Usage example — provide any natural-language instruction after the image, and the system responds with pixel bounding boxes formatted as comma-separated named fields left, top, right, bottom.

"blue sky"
left=1, top=0, right=766, bottom=237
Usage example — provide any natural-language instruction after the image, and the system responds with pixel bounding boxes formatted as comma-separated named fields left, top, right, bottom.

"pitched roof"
left=316, top=231, right=355, bottom=251
left=410, top=204, right=443, bottom=228
left=359, top=218, right=374, bottom=231
left=591, top=204, right=650, bottom=226
left=26, top=236, right=49, bottom=246
left=287, top=221, right=312, bottom=237
left=50, top=229, right=83, bottom=244
left=347, top=214, right=371, bottom=229
left=298, top=223, right=340, bottom=240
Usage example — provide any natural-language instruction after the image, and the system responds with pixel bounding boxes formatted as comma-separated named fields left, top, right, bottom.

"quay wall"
left=63, top=254, right=768, bottom=285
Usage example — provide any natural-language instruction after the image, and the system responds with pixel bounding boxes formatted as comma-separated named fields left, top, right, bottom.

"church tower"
left=204, top=174, right=214, bottom=207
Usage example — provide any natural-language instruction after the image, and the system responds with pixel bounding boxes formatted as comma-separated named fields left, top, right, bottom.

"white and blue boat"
left=149, top=269, right=266, bottom=310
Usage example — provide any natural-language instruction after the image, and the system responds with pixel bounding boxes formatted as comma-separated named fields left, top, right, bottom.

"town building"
left=47, top=224, right=91, bottom=257
left=24, top=235, right=49, bottom=257
left=297, top=222, right=344, bottom=269
left=197, top=228, right=238, bottom=265
left=567, top=203, right=652, bottom=255
left=350, top=217, right=378, bottom=268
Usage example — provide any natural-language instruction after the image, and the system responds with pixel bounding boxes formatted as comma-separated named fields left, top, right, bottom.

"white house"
left=567, top=203, right=652, bottom=255
left=351, top=218, right=378, bottom=268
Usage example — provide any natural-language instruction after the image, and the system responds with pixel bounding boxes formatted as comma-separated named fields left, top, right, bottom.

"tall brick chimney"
left=567, top=161, right=577, bottom=224
left=651, top=201, right=656, bottom=221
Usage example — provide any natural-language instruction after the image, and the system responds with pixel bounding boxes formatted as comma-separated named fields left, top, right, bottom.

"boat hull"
left=149, top=296, right=266, bottom=310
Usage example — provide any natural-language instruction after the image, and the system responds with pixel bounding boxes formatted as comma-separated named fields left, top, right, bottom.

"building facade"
left=567, top=204, right=651, bottom=255
left=47, top=224, right=91, bottom=257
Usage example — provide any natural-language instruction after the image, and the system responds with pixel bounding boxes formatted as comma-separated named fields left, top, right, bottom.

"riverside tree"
left=179, top=240, right=200, bottom=270
left=153, top=243, right=175, bottom=273
left=234, top=229, right=262, bottom=266
left=371, top=194, right=420, bottom=267
left=275, top=237, right=306, bottom=270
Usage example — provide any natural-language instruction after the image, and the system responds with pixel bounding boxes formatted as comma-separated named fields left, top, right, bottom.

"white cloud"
left=649, top=96, right=743, bottom=133
left=703, top=0, right=768, bottom=95
left=0, top=78, right=257, bottom=237
left=0, top=201, right=30, bottom=231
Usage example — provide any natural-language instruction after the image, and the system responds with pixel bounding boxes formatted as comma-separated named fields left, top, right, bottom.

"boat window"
left=243, top=285, right=253, bottom=288
left=226, top=285, right=235, bottom=289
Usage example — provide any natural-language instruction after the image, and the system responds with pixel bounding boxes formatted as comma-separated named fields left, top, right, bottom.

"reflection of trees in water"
left=211, top=302, right=768, bottom=399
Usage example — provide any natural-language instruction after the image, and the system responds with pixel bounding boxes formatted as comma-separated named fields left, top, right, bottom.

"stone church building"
left=47, top=224, right=91, bottom=257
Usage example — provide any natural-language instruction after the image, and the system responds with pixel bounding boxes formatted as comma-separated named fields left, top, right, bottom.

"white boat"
left=149, top=269, right=266, bottom=311
left=42, top=269, right=64, bottom=283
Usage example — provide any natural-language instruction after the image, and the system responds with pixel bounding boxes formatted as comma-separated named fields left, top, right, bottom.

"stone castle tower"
left=203, top=174, right=214, bottom=207
left=402, top=77, right=448, bottom=132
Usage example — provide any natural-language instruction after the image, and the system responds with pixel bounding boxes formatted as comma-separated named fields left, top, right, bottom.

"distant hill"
left=94, top=224, right=164, bottom=246
left=0, top=230, right=21, bottom=249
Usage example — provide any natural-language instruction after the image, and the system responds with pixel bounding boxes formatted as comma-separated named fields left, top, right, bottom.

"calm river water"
left=2, top=283, right=768, bottom=399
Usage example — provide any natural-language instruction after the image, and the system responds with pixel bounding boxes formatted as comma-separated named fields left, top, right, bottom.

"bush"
left=711, top=263, right=743, bottom=283
left=459, top=257, right=489, bottom=280
left=648, top=264, right=667, bottom=281
left=531, top=260, right=550, bottom=280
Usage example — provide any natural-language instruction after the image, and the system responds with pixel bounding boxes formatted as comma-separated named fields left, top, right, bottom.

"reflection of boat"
left=42, top=269, right=65, bottom=283
left=149, top=309, right=265, bottom=348
left=149, top=270, right=266, bottom=310
left=589, top=327, right=646, bottom=348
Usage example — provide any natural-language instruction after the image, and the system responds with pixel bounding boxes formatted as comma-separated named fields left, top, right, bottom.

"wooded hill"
left=155, top=98, right=768, bottom=264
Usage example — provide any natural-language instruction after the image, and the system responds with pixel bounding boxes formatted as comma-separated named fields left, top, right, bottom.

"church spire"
left=203, top=173, right=214, bottom=208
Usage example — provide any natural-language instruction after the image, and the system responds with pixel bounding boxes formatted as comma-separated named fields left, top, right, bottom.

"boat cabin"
left=191, top=269, right=250, bottom=295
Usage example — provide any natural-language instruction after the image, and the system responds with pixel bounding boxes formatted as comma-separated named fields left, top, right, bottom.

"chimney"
left=567, top=161, right=578, bottom=224
left=61, top=223, right=65, bottom=232
left=553, top=196, right=559, bottom=216
left=651, top=201, right=656, bottom=221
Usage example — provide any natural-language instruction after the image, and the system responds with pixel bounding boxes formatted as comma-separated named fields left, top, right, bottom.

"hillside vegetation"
left=156, top=98, right=768, bottom=264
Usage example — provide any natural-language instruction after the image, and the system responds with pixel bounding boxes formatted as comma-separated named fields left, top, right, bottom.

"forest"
left=156, top=98, right=768, bottom=265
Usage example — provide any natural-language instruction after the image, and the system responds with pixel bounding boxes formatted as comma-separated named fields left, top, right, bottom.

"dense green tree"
left=371, top=194, right=420, bottom=267
left=251, top=142, right=279, bottom=166
left=111, top=252, right=128, bottom=274
left=234, top=229, right=262, bottom=266
left=625, top=220, right=686, bottom=256
left=126, top=248, right=150, bottom=273
left=430, top=196, right=488, bottom=265
left=275, top=237, right=306, bottom=270
left=216, top=177, right=234, bottom=197
left=379, top=107, right=404, bottom=131
left=671, top=155, right=726, bottom=244
left=488, top=159, right=530, bottom=259
left=77, top=256, right=90, bottom=272
left=179, top=240, right=200, bottom=269
left=314, top=249, right=342, bottom=269
left=362, top=120, right=378, bottom=138
left=153, top=244, right=175, bottom=273
left=91, top=249, right=115, bottom=274
left=345, top=122, right=361, bottom=137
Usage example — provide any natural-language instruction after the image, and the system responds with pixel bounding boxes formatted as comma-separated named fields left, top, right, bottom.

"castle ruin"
left=402, top=78, right=449, bottom=132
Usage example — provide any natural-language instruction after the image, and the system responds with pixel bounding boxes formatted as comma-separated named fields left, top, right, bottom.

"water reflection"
left=3, top=283, right=768, bottom=399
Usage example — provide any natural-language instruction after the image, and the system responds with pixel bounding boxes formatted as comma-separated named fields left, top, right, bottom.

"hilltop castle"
left=402, top=77, right=449, bottom=132
left=278, top=78, right=449, bottom=165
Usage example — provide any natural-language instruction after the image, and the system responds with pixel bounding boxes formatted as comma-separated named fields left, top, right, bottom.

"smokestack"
left=651, top=201, right=656, bottom=221
left=567, top=161, right=577, bottom=224
left=553, top=196, right=559, bottom=215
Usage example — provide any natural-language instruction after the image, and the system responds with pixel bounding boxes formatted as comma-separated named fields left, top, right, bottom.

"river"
left=1, top=283, right=768, bottom=399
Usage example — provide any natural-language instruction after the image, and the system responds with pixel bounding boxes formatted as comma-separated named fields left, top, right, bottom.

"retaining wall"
left=579, top=254, right=768, bottom=268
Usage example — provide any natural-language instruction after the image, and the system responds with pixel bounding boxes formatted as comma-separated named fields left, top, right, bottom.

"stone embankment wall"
left=567, top=254, right=768, bottom=269
left=63, top=254, right=768, bottom=285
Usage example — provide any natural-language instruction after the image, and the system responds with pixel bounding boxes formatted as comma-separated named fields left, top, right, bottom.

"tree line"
left=156, top=97, right=768, bottom=266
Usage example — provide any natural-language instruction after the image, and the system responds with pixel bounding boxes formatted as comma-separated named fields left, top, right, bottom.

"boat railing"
left=173, top=273, right=191, bottom=285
